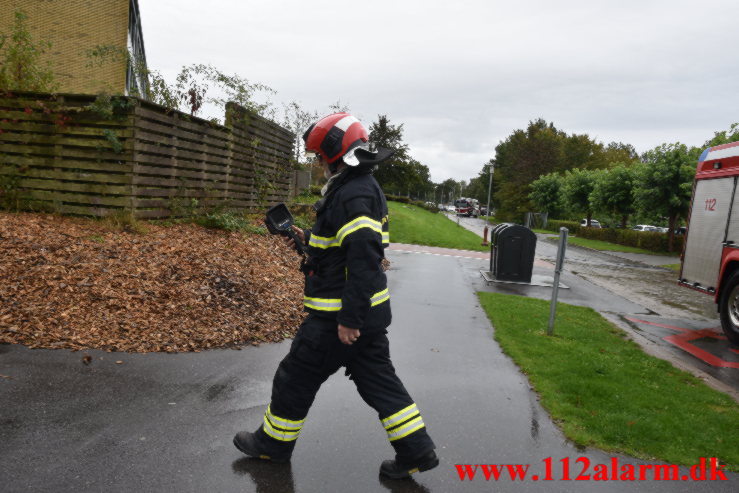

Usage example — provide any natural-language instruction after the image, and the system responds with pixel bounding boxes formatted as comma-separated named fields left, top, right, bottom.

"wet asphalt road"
left=450, top=214, right=738, bottom=394
left=2, top=247, right=738, bottom=492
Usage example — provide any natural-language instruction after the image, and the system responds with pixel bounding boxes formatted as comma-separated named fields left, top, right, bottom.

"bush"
left=386, top=194, right=411, bottom=204
left=198, top=212, right=266, bottom=234
left=413, top=200, right=439, bottom=214
left=544, top=220, right=580, bottom=235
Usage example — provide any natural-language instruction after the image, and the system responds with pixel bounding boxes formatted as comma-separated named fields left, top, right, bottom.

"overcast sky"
left=137, top=0, right=739, bottom=183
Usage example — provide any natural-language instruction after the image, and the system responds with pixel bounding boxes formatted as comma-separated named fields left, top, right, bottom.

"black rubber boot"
left=379, top=450, right=439, bottom=479
left=233, top=431, right=291, bottom=463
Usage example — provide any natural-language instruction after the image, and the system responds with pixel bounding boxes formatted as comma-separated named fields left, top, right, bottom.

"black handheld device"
left=264, top=203, right=305, bottom=255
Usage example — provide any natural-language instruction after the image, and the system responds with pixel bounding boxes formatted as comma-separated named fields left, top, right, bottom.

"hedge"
left=544, top=221, right=683, bottom=253
left=545, top=220, right=580, bottom=236
left=579, top=227, right=683, bottom=253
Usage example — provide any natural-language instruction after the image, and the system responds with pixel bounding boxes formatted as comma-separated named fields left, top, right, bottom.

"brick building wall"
left=0, top=0, right=130, bottom=94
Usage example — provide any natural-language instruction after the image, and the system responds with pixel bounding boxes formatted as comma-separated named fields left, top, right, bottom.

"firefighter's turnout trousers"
left=253, top=313, right=435, bottom=460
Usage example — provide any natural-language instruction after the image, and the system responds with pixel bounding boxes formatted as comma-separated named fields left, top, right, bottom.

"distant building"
left=0, top=0, right=148, bottom=95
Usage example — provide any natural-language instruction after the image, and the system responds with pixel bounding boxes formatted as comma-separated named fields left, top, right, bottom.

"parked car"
left=580, top=219, right=602, bottom=228
left=632, top=224, right=657, bottom=232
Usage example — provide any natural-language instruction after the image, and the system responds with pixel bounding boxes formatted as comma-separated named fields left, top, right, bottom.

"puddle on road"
left=567, top=261, right=716, bottom=319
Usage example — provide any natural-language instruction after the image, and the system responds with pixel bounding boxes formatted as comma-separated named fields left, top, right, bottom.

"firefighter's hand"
left=338, top=324, right=361, bottom=345
left=283, top=225, right=305, bottom=250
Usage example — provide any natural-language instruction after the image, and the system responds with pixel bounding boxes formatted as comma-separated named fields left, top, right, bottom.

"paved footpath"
left=1, top=248, right=736, bottom=492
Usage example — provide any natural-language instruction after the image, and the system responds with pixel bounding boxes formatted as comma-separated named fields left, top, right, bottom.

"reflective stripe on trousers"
left=381, top=403, right=426, bottom=442
left=262, top=404, right=305, bottom=442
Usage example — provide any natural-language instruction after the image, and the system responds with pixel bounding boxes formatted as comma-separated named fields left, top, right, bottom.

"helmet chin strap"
left=328, top=160, right=342, bottom=175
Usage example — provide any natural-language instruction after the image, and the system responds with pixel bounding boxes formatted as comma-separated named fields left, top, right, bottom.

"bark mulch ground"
left=0, top=212, right=306, bottom=352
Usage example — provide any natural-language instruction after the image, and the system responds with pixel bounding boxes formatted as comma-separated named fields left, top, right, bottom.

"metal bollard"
left=547, top=227, right=568, bottom=336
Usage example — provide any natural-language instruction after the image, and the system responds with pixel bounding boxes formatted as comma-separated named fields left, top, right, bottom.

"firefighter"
left=233, top=113, right=438, bottom=479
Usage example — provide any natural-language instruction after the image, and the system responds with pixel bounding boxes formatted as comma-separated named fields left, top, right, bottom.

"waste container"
left=489, top=223, right=510, bottom=273
left=489, top=224, right=537, bottom=283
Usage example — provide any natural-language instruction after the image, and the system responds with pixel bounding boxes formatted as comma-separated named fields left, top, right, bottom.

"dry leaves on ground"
left=0, top=213, right=306, bottom=352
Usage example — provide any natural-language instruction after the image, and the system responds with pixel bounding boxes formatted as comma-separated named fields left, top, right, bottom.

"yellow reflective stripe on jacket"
left=308, top=234, right=340, bottom=249
left=266, top=405, right=304, bottom=430
left=303, top=296, right=342, bottom=311
left=308, top=216, right=389, bottom=249
left=382, top=403, right=419, bottom=430
left=336, top=216, right=383, bottom=245
left=370, top=288, right=389, bottom=307
left=387, top=416, right=425, bottom=442
left=304, top=289, right=389, bottom=312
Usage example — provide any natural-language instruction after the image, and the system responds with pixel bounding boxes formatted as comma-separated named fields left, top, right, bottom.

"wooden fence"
left=0, top=91, right=296, bottom=218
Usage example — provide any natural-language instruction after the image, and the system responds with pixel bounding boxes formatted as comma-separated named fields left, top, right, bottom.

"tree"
left=561, top=133, right=607, bottom=171
left=463, top=165, right=491, bottom=204
left=602, top=142, right=639, bottom=164
left=368, top=115, right=410, bottom=195
left=704, top=123, right=739, bottom=147
left=483, top=119, right=641, bottom=221
left=562, top=168, right=598, bottom=225
left=437, top=178, right=462, bottom=205
left=0, top=10, right=57, bottom=92
left=492, top=119, right=565, bottom=220
left=634, top=143, right=695, bottom=251
left=590, top=164, right=636, bottom=227
left=529, top=172, right=565, bottom=218
left=281, top=101, right=319, bottom=165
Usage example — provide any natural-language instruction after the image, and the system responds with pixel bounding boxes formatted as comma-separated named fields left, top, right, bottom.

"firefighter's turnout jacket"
left=302, top=169, right=391, bottom=331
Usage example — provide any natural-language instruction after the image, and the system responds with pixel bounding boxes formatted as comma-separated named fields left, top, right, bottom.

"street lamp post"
left=486, top=162, right=494, bottom=219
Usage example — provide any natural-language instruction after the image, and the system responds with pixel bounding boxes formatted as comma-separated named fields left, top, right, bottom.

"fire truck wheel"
left=718, top=270, right=739, bottom=345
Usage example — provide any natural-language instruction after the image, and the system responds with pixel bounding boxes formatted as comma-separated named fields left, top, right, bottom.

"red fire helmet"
left=302, top=113, right=369, bottom=165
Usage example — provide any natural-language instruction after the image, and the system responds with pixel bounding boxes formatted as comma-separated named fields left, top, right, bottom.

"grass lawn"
left=388, top=201, right=488, bottom=251
left=478, top=292, right=739, bottom=470
left=562, top=236, right=679, bottom=256
left=660, top=263, right=681, bottom=271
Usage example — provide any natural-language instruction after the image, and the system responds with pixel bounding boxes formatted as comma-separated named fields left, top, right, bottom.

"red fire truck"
left=679, top=141, right=739, bottom=344
left=454, top=198, right=479, bottom=217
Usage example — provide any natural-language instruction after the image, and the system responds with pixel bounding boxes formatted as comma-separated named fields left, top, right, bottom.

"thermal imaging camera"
left=264, top=203, right=305, bottom=255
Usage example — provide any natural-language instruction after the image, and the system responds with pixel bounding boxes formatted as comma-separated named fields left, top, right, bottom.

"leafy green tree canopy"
left=529, top=172, right=565, bottom=218
left=590, top=163, right=637, bottom=227
left=369, top=115, right=434, bottom=198
left=490, top=118, right=635, bottom=221
left=703, top=123, right=739, bottom=148
left=562, top=168, right=597, bottom=224
left=634, top=143, right=695, bottom=251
